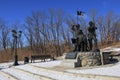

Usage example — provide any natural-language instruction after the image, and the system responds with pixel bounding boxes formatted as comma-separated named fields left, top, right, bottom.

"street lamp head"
left=12, top=30, right=17, bottom=38
left=12, top=30, right=22, bottom=38
left=18, top=31, right=22, bottom=38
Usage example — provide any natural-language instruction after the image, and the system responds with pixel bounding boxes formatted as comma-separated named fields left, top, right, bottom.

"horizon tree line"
left=0, top=9, right=120, bottom=57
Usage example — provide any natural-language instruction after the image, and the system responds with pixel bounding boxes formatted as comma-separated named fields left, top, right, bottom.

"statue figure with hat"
left=88, top=21, right=99, bottom=51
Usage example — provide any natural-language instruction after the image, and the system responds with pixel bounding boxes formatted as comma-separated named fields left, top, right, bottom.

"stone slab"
left=65, top=52, right=77, bottom=59
left=60, top=59, right=78, bottom=68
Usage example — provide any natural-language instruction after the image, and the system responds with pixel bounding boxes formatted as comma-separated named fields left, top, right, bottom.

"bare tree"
left=0, top=19, right=10, bottom=52
left=90, top=9, right=98, bottom=22
left=111, top=19, right=120, bottom=41
left=48, top=9, right=65, bottom=56
left=24, top=16, right=35, bottom=52
left=104, top=11, right=119, bottom=43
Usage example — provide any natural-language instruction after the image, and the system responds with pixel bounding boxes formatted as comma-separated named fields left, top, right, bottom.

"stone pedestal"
left=61, top=52, right=101, bottom=68
left=60, top=59, right=78, bottom=68
left=65, top=52, right=77, bottom=59
left=77, top=52, right=101, bottom=67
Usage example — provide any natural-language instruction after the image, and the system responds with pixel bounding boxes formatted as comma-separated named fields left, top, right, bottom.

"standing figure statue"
left=88, top=21, right=98, bottom=51
left=71, top=24, right=87, bottom=52
left=71, top=24, right=80, bottom=52
left=77, top=30, right=88, bottom=51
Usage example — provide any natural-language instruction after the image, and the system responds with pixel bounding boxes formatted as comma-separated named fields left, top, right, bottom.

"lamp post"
left=12, top=30, right=22, bottom=66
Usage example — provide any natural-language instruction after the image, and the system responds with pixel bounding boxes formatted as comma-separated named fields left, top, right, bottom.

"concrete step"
left=60, top=59, right=78, bottom=68
left=0, top=71, right=19, bottom=80
left=2, top=67, right=54, bottom=80
left=28, top=64, right=120, bottom=80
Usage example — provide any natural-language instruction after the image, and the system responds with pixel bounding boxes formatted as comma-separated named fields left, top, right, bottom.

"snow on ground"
left=0, top=60, right=100, bottom=80
left=67, top=62, right=120, bottom=77
left=0, top=60, right=61, bottom=69
left=0, top=61, right=24, bottom=69
left=0, top=62, right=12, bottom=69
left=101, top=47, right=120, bottom=52
left=31, top=60, right=62, bottom=68
left=0, top=60, right=120, bottom=80
left=0, top=73, right=10, bottom=80
left=2, top=68, right=42, bottom=80
left=13, top=64, right=99, bottom=80
left=0, top=46, right=120, bottom=80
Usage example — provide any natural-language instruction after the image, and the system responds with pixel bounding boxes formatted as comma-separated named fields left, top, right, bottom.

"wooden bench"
left=31, top=55, right=54, bottom=63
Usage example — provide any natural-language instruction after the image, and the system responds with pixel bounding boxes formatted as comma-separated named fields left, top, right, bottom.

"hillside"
left=0, top=44, right=120, bottom=80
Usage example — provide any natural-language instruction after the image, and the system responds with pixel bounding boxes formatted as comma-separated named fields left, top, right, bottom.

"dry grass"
left=0, top=48, right=32, bottom=63
left=0, top=41, right=120, bottom=63
left=99, top=41, right=120, bottom=49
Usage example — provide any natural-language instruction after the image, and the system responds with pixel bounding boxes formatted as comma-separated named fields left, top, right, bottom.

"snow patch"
left=31, top=60, right=62, bottom=68
left=67, top=62, right=120, bottom=77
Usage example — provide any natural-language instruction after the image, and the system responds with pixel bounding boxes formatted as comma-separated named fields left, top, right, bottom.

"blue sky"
left=0, top=0, right=120, bottom=24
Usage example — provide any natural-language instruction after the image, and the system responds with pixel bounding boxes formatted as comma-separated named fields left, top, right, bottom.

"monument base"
left=61, top=52, right=101, bottom=68
left=60, top=59, right=78, bottom=68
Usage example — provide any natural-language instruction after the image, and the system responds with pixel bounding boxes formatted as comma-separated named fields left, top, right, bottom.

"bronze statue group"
left=71, top=21, right=100, bottom=52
